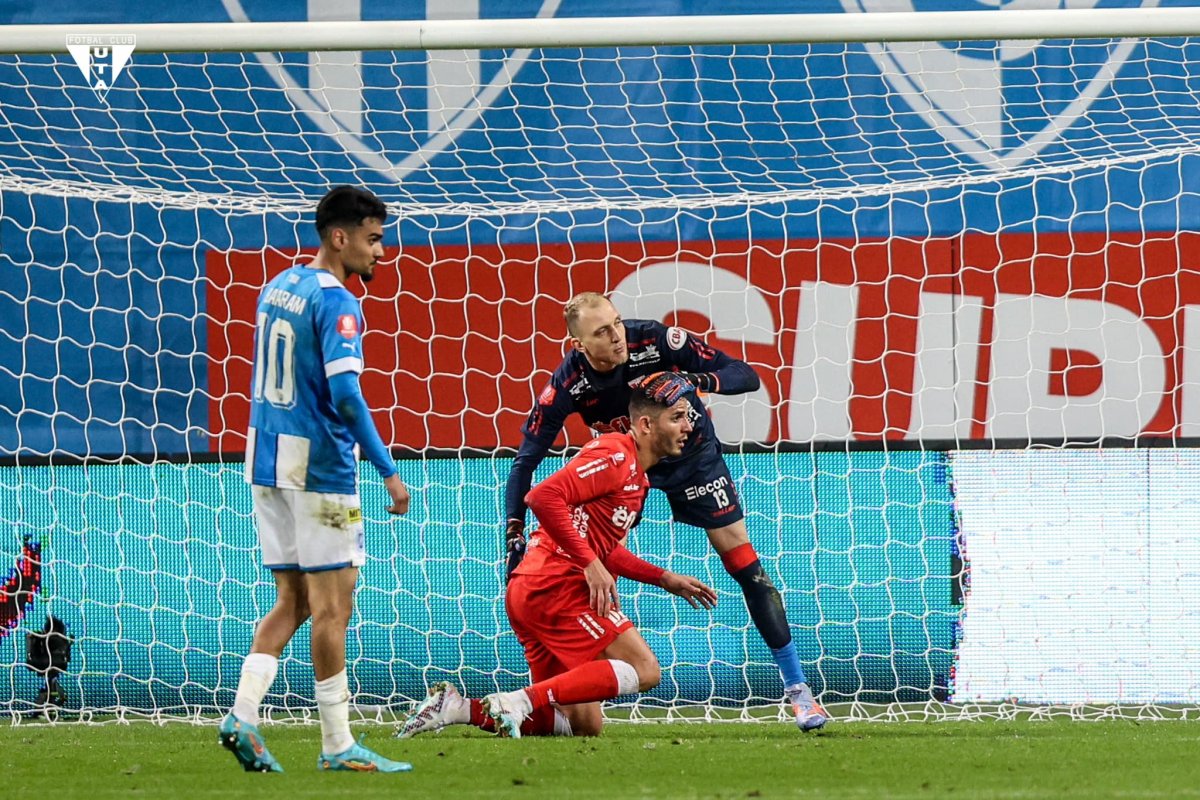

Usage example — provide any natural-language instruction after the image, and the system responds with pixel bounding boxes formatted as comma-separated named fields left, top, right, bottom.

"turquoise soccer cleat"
left=317, top=735, right=413, bottom=773
left=218, top=714, right=284, bottom=773
left=480, top=692, right=525, bottom=739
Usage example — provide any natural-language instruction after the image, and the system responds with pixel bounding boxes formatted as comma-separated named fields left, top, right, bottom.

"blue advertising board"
left=0, top=451, right=954, bottom=711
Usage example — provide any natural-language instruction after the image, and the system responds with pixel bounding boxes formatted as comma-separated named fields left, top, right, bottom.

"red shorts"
left=506, top=573, right=634, bottom=682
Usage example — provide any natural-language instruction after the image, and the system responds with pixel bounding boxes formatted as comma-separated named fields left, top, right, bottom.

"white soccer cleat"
left=788, top=683, right=830, bottom=732
left=480, top=691, right=527, bottom=739
left=394, top=681, right=466, bottom=739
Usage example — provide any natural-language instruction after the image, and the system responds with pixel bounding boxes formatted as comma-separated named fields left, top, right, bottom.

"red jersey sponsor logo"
left=611, top=506, right=638, bottom=531
left=337, top=314, right=358, bottom=340
left=571, top=507, right=591, bottom=538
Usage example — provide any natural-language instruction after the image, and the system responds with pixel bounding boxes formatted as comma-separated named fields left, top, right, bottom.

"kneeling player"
left=396, top=373, right=716, bottom=738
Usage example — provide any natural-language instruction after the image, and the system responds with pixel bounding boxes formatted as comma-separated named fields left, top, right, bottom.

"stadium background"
left=2, top=0, right=1196, bottom=713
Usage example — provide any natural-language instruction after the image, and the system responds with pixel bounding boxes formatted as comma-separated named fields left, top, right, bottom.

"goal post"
left=7, top=8, right=1200, bottom=52
left=3, top=6, right=1200, bottom=722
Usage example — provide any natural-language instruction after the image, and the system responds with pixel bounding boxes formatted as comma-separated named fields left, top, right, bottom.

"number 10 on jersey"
left=253, top=313, right=297, bottom=408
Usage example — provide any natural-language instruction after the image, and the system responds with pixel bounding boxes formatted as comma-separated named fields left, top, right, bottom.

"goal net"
left=4, top=6, right=1200, bottom=722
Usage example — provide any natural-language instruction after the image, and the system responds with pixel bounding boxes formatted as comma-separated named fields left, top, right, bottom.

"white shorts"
left=252, top=485, right=366, bottom=572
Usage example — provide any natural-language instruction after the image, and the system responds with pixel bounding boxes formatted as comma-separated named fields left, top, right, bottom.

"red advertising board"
left=206, top=232, right=1200, bottom=450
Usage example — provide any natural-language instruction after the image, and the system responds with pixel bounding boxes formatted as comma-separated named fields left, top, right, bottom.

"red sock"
left=469, top=699, right=496, bottom=732
left=519, top=705, right=557, bottom=736
left=470, top=697, right=557, bottom=735
left=525, top=660, right=619, bottom=710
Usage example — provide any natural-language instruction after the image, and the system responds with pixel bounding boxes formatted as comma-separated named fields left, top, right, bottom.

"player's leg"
left=231, top=569, right=309, bottom=725
left=396, top=662, right=578, bottom=739
left=706, top=518, right=827, bottom=730
left=662, top=459, right=806, bottom=689
left=250, top=570, right=311, bottom=657
left=557, top=702, right=603, bottom=737
left=483, top=627, right=654, bottom=738
left=219, top=568, right=299, bottom=773
left=397, top=575, right=580, bottom=739
left=482, top=577, right=648, bottom=736
left=219, top=486, right=298, bottom=772
left=550, top=625, right=660, bottom=737
left=297, top=491, right=410, bottom=773
left=497, top=636, right=586, bottom=737
left=304, top=564, right=358, bottom=751
left=659, top=455, right=828, bottom=731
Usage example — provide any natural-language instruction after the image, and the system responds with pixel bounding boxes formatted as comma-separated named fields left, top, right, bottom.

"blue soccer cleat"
left=317, top=735, right=413, bottom=773
left=788, top=683, right=830, bottom=732
left=218, top=714, right=284, bottom=773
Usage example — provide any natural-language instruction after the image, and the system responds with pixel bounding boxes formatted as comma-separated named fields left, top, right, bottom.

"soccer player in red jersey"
left=396, top=373, right=717, bottom=739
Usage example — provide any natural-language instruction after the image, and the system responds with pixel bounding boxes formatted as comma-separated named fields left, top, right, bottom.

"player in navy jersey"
left=218, top=186, right=412, bottom=774
left=396, top=374, right=717, bottom=739
left=503, top=292, right=829, bottom=731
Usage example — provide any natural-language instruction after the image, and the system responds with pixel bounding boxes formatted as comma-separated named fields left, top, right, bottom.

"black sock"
left=728, top=559, right=792, bottom=651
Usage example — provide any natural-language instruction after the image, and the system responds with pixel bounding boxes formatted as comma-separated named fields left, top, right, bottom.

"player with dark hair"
left=396, top=373, right=717, bottom=739
left=502, top=292, right=828, bottom=731
left=218, top=186, right=412, bottom=773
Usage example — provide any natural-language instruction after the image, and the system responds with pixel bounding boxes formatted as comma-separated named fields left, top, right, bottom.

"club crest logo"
left=839, top=0, right=1157, bottom=168
left=223, top=0, right=561, bottom=185
left=66, top=34, right=136, bottom=101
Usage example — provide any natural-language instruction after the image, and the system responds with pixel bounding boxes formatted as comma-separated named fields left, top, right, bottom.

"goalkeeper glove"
left=505, top=518, right=527, bottom=581
left=629, top=372, right=696, bottom=406
left=676, top=372, right=717, bottom=393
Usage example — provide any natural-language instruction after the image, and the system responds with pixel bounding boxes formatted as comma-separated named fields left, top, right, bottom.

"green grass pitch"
left=5, top=718, right=1199, bottom=799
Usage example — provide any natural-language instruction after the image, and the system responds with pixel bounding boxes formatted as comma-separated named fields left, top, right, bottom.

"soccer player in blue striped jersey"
left=218, top=186, right=411, bottom=774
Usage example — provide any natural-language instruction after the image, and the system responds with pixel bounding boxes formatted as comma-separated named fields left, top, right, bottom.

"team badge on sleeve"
left=666, top=326, right=687, bottom=350
left=337, top=314, right=358, bottom=340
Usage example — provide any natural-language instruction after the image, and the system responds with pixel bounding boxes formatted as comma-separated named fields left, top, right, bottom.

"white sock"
left=315, top=670, right=355, bottom=755
left=231, top=652, right=278, bottom=726
left=552, top=709, right=574, bottom=737
left=609, top=659, right=641, bottom=695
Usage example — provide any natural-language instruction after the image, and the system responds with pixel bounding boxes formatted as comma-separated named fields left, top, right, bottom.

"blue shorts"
left=647, top=446, right=744, bottom=531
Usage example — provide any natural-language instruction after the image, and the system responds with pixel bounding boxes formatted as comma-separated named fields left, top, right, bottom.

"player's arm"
left=657, top=323, right=760, bottom=395
left=524, top=444, right=624, bottom=615
left=504, top=376, right=573, bottom=574
left=328, top=374, right=407, bottom=514
left=605, top=538, right=718, bottom=610
left=317, top=293, right=408, bottom=515
left=523, top=447, right=620, bottom=563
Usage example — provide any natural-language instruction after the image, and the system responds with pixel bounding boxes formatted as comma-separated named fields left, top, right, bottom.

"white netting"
left=3, top=23, right=1200, bottom=722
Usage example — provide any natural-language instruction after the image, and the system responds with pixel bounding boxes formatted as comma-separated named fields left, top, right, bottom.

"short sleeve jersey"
left=245, top=265, right=366, bottom=495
